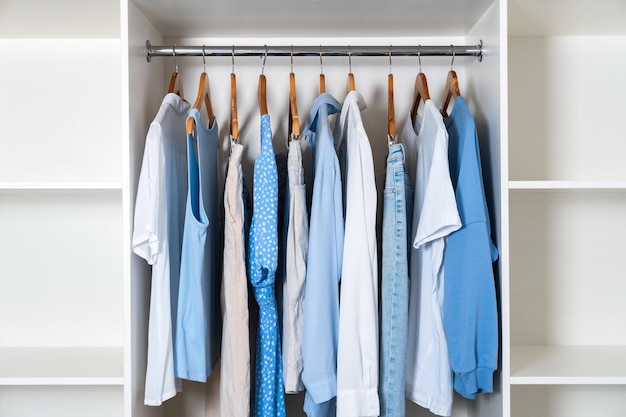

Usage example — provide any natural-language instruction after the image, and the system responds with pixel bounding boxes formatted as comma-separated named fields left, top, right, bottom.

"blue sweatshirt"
left=443, top=96, right=499, bottom=399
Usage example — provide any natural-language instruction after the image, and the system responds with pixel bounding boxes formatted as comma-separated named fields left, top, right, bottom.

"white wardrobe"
left=0, top=0, right=624, bottom=416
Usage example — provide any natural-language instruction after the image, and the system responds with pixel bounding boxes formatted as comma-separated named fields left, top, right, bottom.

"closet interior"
left=1, top=0, right=625, bottom=416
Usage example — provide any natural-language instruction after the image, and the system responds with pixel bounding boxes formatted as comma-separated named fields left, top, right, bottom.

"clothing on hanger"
left=220, top=142, right=251, bottom=417
left=282, top=138, right=308, bottom=394
left=132, top=93, right=190, bottom=406
left=248, top=114, right=286, bottom=417
left=334, top=90, right=380, bottom=417
left=380, top=141, right=413, bottom=417
left=132, top=59, right=499, bottom=416
left=403, top=99, right=461, bottom=417
left=301, top=92, right=343, bottom=417
left=442, top=96, right=498, bottom=399
left=175, top=109, right=221, bottom=382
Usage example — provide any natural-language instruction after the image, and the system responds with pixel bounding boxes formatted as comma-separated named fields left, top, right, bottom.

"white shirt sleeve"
left=413, top=127, right=461, bottom=251
left=132, top=122, right=164, bottom=265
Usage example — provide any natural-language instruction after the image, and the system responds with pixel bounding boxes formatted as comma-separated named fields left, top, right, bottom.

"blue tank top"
left=175, top=109, right=221, bottom=382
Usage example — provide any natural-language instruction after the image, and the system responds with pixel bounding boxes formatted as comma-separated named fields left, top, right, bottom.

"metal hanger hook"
left=202, top=45, right=206, bottom=72
left=450, top=44, right=455, bottom=70
left=348, top=45, right=352, bottom=73
left=232, top=45, right=235, bottom=73
left=261, top=45, right=268, bottom=75
left=388, top=44, right=392, bottom=73
left=291, top=45, right=294, bottom=73
left=172, top=45, right=178, bottom=73
left=418, top=45, right=423, bottom=73
left=319, top=45, right=323, bottom=74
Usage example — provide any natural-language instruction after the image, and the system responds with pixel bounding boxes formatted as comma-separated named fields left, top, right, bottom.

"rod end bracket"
left=146, top=40, right=152, bottom=63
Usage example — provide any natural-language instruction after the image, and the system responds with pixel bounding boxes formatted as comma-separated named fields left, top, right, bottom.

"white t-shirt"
left=132, top=93, right=190, bottom=406
left=402, top=100, right=461, bottom=416
left=335, top=91, right=380, bottom=417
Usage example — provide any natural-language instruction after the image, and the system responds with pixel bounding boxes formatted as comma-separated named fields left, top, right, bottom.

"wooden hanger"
left=230, top=48, right=239, bottom=140
left=288, top=47, right=300, bottom=138
left=440, top=70, right=461, bottom=117
left=347, top=46, right=355, bottom=92
left=388, top=73, right=396, bottom=141
left=187, top=47, right=215, bottom=135
left=289, top=72, right=300, bottom=137
left=257, top=73, right=269, bottom=116
left=410, top=48, right=430, bottom=125
left=387, top=48, right=396, bottom=142
left=168, top=72, right=181, bottom=95
left=348, top=73, right=355, bottom=92
left=319, top=47, right=326, bottom=94
left=410, top=72, right=430, bottom=125
left=441, top=49, right=461, bottom=117
left=258, top=46, right=268, bottom=116
left=258, top=74, right=268, bottom=115
left=230, top=73, right=239, bottom=139
left=167, top=46, right=183, bottom=97
left=258, top=48, right=268, bottom=115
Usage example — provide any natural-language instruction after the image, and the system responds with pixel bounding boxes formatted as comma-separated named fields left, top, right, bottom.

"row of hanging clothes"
left=132, top=43, right=499, bottom=417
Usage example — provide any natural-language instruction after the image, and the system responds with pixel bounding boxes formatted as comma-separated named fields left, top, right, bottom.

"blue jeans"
left=380, top=144, right=413, bottom=417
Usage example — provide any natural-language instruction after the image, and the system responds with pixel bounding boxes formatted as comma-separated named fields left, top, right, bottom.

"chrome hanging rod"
left=146, top=40, right=483, bottom=62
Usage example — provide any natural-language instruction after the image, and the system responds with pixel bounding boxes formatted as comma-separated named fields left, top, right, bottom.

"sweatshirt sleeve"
left=443, top=220, right=498, bottom=399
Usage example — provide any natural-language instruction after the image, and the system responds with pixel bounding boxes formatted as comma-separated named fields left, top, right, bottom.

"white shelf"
left=509, top=181, right=626, bottom=190
left=509, top=0, right=626, bottom=36
left=0, top=182, right=123, bottom=191
left=510, top=345, right=626, bottom=385
left=132, top=0, right=495, bottom=38
left=0, top=347, right=124, bottom=385
left=0, top=0, right=120, bottom=38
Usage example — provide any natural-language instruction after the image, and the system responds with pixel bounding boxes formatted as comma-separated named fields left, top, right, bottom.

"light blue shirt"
left=301, top=93, right=343, bottom=417
left=249, top=114, right=286, bottom=417
left=443, top=96, right=499, bottom=399
left=175, top=109, right=221, bottom=382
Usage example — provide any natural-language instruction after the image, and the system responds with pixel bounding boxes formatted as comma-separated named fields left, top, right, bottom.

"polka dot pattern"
left=248, top=114, right=286, bottom=417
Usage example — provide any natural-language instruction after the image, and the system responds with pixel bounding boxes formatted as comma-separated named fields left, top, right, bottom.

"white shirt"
left=403, top=101, right=461, bottom=416
left=132, top=93, right=189, bottom=406
left=335, top=91, right=380, bottom=417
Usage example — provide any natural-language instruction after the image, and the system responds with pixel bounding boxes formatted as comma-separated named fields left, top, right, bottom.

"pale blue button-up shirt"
left=301, top=93, right=344, bottom=417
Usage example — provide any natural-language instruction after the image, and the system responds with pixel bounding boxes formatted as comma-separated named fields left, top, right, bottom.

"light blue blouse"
left=301, top=93, right=344, bottom=417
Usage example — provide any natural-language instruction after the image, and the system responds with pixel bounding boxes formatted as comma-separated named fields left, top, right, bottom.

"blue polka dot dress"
left=249, top=114, right=286, bottom=417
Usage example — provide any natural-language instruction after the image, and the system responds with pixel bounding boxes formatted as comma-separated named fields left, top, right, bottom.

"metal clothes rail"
left=145, top=40, right=483, bottom=62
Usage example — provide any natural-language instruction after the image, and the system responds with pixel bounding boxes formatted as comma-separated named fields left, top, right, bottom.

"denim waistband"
left=386, top=143, right=405, bottom=165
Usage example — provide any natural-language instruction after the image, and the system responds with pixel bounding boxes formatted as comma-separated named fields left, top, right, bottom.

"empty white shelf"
left=509, top=181, right=626, bottom=190
left=0, top=347, right=124, bottom=385
left=510, top=345, right=626, bottom=385
left=0, top=182, right=123, bottom=191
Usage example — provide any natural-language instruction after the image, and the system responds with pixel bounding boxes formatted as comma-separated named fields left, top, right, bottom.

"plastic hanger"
left=441, top=46, right=461, bottom=117
left=230, top=46, right=239, bottom=142
left=347, top=45, right=355, bottom=92
left=289, top=47, right=300, bottom=140
left=319, top=46, right=326, bottom=94
left=167, top=45, right=183, bottom=98
left=187, top=45, right=215, bottom=135
left=410, top=46, right=431, bottom=126
left=258, top=46, right=268, bottom=116
left=387, top=46, right=396, bottom=146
